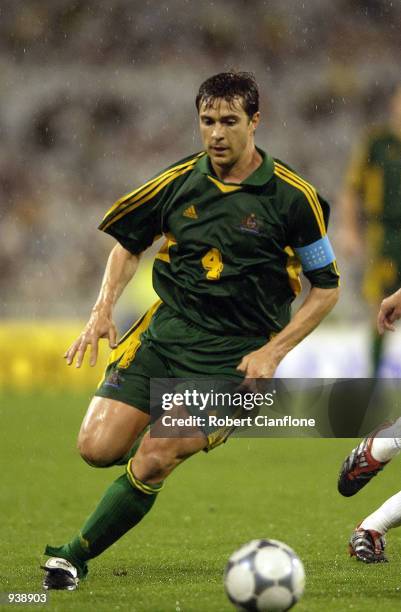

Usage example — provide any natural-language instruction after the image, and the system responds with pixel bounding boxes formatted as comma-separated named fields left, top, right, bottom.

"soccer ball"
left=224, top=539, right=305, bottom=611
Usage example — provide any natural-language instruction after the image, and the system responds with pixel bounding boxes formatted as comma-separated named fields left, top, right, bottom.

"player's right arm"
left=64, top=244, right=141, bottom=368
left=377, top=288, right=401, bottom=334
left=66, top=153, right=203, bottom=368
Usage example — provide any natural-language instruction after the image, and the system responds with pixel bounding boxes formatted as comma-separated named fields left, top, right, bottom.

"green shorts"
left=95, top=301, right=268, bottom=450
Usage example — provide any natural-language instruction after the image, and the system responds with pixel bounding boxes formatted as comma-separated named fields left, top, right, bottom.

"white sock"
left=361, top=490, right=401, bottom=535
left=370, top=417, right=401, bottom=462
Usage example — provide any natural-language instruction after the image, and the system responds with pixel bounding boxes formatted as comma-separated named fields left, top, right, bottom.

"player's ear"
left=250, top=111, right=260, bottom=132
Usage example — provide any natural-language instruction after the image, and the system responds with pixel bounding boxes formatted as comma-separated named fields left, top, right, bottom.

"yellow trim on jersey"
left=332, top=259, right=341, bottom=282
left=101, top=163, right=198, bottom=231
left=274, top=162, right=326, bottom=236
left=284, top=246, right=302, bottom=295
left=364, top=167, right=384, bottom=216
left=207, top=176, right=242, bottom=193
left=126, top=460, right=164, bottom=494
left=345, top=141, right=367, bottom=192
left=101, top=153, right=205, bottom=223
left=155, top=236, right=177, bottom=264
left=155, top=251, right=170, bottom=263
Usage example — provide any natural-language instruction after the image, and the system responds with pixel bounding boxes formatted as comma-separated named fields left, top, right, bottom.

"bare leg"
left=44, top=409, right=207, bottom=579
left=131, top=428, right=207, bottom=483
left=77, top=397, right=150, bottom=466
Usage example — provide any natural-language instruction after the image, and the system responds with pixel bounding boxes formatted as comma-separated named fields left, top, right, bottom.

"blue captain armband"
left=294, top=236, right=336, bottom=272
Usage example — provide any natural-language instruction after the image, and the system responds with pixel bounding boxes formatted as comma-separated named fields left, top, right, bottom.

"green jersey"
left=346, top=127, right=401, bottom=224
left=346, top=127, right=401, bottom=268
left=99, top=148, right=339, bottom=338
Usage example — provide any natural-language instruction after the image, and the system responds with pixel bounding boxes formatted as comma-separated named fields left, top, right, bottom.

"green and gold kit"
left=346, top=128, right=401, bottom=300
left=96, top=148, right=339, bottom=425
left=99, top=149, right=339, bottom=336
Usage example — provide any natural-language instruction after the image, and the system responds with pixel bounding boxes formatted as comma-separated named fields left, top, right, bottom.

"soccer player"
left=338, top=84, right=401, bottom=376
left=42, top=72, right=340, bottom=590
left=338, top=288, right=401, bottom=563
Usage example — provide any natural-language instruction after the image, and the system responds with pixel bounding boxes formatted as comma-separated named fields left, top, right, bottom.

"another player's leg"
left=349, top=490, right=401, bottom=563
left=371, top=329, right=385, bottom=378
left=363, top=271, right=387, bottom=377
left=349, top=527, right=387, bottom=564
left=338, top=419, right=401, bottom=497
left=42, top=411, right=207, bottom=590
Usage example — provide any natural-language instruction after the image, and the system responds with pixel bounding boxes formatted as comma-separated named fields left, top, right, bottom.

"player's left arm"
left=237, top=286, right=339, bottom=378
left=238, top=190, right=340, bottom=378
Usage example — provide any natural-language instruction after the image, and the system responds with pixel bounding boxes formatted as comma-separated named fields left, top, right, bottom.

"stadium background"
left=2, top=0, right=401, bottom=387
left=2, top=2, right=401, bottom=611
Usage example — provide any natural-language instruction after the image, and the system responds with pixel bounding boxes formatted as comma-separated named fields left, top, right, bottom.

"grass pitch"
left=1, top=392, right=401, bottom=611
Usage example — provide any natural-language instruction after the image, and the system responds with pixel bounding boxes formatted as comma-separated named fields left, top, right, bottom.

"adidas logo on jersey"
left=183, top=205, right=198, bottom=219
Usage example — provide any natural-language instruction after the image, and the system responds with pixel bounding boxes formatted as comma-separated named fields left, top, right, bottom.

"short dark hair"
left=196, top=72, right=259, bottom=119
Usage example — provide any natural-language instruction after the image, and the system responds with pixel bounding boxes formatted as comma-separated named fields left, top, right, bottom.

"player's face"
left=198, top=97, right=259, bottom=169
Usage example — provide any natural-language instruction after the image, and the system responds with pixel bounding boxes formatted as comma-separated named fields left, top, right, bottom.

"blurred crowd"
left=1, top=0, right=400, bottom=319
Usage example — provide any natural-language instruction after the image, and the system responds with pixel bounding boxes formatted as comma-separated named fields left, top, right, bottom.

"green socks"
left=45, top=466, right=162, bottom=578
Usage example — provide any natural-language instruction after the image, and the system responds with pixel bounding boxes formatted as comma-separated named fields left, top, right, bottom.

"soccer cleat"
left=337, top=427, right=390, bottom=497
left=41, top=557, right=79, bottom=591
left=349, top=527, right=387, bottom=563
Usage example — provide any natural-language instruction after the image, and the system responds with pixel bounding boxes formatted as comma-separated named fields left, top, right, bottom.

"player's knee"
left=77, top=433, right=116, bottom=467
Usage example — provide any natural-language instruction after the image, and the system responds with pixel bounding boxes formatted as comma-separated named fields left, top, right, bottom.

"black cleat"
left=41, top=557, right=79, bottom=591
left=349, top=527, right=388, bottom=563
left=338, top=426, right=390, bottom=497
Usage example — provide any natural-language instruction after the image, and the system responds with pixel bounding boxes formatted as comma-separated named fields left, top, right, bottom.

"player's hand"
left=237, top=346, right=279, bottom=382
left=64, top=309, right=118, bottom=368
left=377, top=289, right=401, bottom=334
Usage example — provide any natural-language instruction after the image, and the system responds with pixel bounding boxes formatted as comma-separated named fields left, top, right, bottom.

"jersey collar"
left=196, top=147, right=274, bottom=186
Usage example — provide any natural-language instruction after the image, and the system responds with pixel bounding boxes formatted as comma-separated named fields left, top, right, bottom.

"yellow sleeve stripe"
left=332, top=259, right=341, bottom=282
left=274, top=162, right=326, bottom=236
left=101, top=153, right=205, bottom=223
left=100, top=163, right=197, bottom=231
